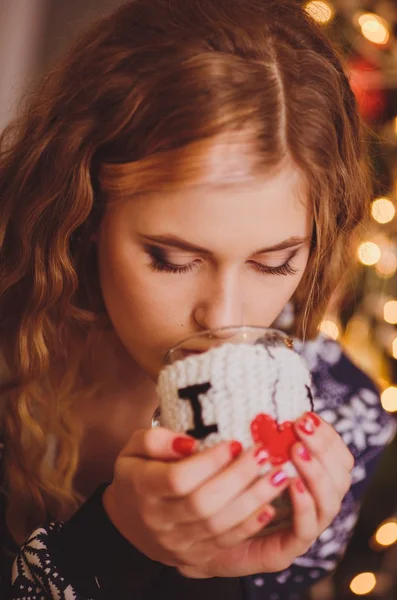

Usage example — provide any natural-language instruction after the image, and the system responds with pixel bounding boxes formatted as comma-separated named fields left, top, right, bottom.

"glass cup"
left=157, top=326, right=302, bottom=535
left=164, top=325, right=293, bottom=364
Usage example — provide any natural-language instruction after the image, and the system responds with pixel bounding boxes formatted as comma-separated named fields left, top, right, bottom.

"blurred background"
left=1, top=0, right=397, bottom=598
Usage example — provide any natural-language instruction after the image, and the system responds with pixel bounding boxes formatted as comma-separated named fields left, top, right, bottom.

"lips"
left=167, top=340, right=224, bottom=363
left=180, top=349, right=205, bottom=358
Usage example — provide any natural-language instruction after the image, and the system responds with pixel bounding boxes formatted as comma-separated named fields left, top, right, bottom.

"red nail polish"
left=295, top=479, right=305, bottom=494
left=296, top=444, right=311, bottom=461
left=254, top=446, right=269, bottom=466
left=258, top=509, right=273, bottom=524
left=307, top=412, right=321, bottom=428
left=173, top=437, right=196, bottom=456
left=230, top=441, right=243, bottom=459
left=298, top=417, right=315, bottom=435
left=270, top=470, right=288, bottom=486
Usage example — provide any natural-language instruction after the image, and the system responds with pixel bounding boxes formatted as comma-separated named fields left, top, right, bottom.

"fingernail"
left=298, top=416, right=315, bottom=435
left=308, top=412, right=321, bottom=428
left=296, top=444, right=311, bottom=461
left=254, top=446, right=270, bottom=466
left=173, top=436, right=196, bottom=456
left=230, top=440, right=243, bottom=459
left=295, top=479, right=305, bottom=494
left=270, top=470, right=288, bottom=486
left=258, top=509, right=273, bottom=524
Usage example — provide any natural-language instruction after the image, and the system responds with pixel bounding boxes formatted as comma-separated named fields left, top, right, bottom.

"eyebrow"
left=138, top=234, right=309, bottom=255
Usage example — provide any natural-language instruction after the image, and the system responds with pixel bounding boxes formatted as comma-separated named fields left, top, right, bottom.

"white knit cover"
left=157, top=340, right=312, bottom=476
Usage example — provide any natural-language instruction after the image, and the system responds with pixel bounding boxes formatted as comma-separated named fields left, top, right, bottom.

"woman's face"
left=97, top=150, right=312, bottom=380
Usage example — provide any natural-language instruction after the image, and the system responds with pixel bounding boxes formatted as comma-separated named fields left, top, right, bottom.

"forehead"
left=101, top=136, right=310, bottom=248
left=125, top=166, right=309, bottom=256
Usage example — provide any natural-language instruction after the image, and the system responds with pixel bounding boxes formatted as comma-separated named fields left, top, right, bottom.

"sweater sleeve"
left=10, top=484, right=165, bottom=600
left=243, top=335, right=396, bottom=600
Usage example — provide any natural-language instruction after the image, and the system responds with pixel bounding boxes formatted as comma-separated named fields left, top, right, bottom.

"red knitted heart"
left=251, top=413, right=299, bottom=465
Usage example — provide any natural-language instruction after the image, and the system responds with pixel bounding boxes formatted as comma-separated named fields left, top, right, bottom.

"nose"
left=193, top=270, right=244, bottom=332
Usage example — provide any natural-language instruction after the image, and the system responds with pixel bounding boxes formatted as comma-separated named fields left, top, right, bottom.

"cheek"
left=97, top=233, right=194, bottom=347
left=249, top=257, right=309, bottom=325
left=249, top=280, right=297, bottom=325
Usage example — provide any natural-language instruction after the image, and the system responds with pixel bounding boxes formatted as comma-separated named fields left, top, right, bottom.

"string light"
left=375, top=520, right=397, bottom=547
left=381, top=387, right=397, bottom=412
left=357, top=13, right=390, bottom=45
left=350, top=572, right=377, bottom=595
left=376, top=249, right=397, bottom=278
left=371, top=197, right=395, bottom=224
left=318, top=319, right=340, bottom=340
left=384, top=300, right=397, bottom=324
left=357, top=242, right=381, bottom=266
left=305, top=1, right=334, bottom=24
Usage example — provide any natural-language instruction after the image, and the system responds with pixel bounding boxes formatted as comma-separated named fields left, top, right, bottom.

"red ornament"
left=347, top=56, right=386, bottom=122
left=251, top=414, right=299, bottom=465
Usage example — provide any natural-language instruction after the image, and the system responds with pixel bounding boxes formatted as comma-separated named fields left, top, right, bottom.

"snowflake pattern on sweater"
left=11, top=524, right=88, bottom=600
left=7, top=336, right=397, bottom=600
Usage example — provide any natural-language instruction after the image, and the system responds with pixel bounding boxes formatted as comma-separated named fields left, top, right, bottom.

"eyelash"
left=147, top=246, right=299, bottom=277
left=250, top=260, right=298, bottom=277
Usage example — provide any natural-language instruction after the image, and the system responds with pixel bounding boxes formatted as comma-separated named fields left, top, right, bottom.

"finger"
left=202, top=465, right=289, bottom=539
left=121, top=427, right=198, bottom=460
left=237, top=478, right=318, bottom=573
left=294, top=412, right=355, bottom=473
left=211, top=504, right=275, bottom=549
left=157, top=445, right=274, bottom=524
left=161, top=462, right=290, bottom=541
left=129, top=438, right=244, bottom=498
left=230, top=478, right=318, bottom=573
left=285, top=478, right=318, bottom=556
left=181, top=503, right=275, bottom=557
left=290, top=442, right=342, bottom=528
left=177, top=564, right=213, bottom=579
left=294, top=413, right=354, bottom=495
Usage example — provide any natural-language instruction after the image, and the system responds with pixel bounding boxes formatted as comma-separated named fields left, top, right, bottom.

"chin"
left=137, top=356, right=166, bottom=382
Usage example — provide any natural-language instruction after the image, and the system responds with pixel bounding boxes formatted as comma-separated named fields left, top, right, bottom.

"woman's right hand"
left=102, top=427, right=290, bottom=570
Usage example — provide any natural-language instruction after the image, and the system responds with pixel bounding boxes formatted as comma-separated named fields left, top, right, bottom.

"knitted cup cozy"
left=157, top=334, right=313, bottom=477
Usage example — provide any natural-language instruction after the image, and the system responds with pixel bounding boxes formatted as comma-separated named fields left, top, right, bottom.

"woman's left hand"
left=179, top=412, right=354, bottom=578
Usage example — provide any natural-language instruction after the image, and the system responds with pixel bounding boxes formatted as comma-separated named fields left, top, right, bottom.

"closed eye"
left=249, top=260, right=298, bottom=276
left=145, top=244, right=300, bottom=277
left=145, top=244, right=199, bottom=274
left=248, top=248, right=299, bottom=276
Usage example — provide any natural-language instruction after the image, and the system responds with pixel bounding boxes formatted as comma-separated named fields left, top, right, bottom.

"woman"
left=0, top=0, right=394, bottom=598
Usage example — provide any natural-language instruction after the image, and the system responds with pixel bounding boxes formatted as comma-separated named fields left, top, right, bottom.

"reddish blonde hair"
left=0, top=0, right=370, bottom=540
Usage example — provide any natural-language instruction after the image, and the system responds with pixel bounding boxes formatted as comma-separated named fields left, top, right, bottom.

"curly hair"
left=0, top=0, right=371, bottom=541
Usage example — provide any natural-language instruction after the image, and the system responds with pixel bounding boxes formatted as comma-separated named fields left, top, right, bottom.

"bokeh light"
left=350, top=572, right=377, bottom=595
left=358, top=13, right=390, bottom=45
left=383, top=300, right=397, bottom=324
left=305, top=1, right=334, bottom=24
left=376, top=249, right=397, bottom=278
left=375, top=520, right=397, bottom=547
left=381, top=387, right=397, bottom=413
left=371, top=197, right=395, bottom=224
left=357, top=242, right=381, bottom=266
